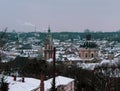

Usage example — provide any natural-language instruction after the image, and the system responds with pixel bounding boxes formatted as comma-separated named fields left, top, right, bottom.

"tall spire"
left=47, top=25, right=52, bottom=42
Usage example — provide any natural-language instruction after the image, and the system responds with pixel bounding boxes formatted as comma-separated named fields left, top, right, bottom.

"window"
left=91, top=53, right=94, bottom=57
left=85, top=53, right=87, bottom=58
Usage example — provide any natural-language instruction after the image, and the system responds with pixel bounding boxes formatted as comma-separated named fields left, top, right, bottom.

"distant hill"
left=1, top=31, right=120, bottom=42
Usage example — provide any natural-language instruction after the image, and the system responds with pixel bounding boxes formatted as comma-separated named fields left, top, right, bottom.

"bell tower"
left=44, top=27, right=54, bottom=60
left=79, top=33, right=98, bottom=62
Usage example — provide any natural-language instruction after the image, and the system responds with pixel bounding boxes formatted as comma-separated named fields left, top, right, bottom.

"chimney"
left=40, top=73, right=44, bottom=91
left=13, top=75, right=16, bottom=81
left=22, top=77, right=25, bottom=82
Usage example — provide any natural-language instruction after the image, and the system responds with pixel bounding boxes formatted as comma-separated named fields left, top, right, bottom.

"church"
left=79, top=34, right=99, bottom=63
left=44, top=27, right=54, bottom=60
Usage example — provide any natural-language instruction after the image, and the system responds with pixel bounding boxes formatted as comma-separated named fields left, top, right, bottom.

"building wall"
left=44, top=44, right=54, bottom=60
left=79, top=48, right=98, bottom=59
left=64, top=81, right=74, bottom=91
left=57, top=81, right=74, bottom=91
left=33, top=81, right=74, bottom=91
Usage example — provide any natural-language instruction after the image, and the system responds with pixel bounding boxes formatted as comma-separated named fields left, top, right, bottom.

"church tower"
left=15, top=35, right=19, bottom=50
left=44, top=27, right=54, bottom=60
left=79, top=33, right=98, bottom=62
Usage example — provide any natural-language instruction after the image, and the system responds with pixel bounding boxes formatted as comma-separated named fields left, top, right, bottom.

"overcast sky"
left=0, top=0, right=120, bottom=32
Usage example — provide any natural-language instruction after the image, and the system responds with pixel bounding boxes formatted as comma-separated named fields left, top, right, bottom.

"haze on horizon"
left=0, top=0, right=120, bottom=32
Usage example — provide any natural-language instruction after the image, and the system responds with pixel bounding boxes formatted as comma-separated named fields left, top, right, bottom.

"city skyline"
left=0, top=0, right=120, bottom=32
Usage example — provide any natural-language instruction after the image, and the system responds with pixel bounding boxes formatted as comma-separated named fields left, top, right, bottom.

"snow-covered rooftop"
left=44, top=76, right=74, bottom=90
left=67, top=56, right=82, bottom=61
left=6, top=75, right=74, bottom=91
left=7, top=76, right=40, bottom=91
left=77, top=63, right=99, bottom=70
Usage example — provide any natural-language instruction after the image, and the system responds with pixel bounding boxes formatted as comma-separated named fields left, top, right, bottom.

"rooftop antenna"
left=50, top=47, right=56, bottom=91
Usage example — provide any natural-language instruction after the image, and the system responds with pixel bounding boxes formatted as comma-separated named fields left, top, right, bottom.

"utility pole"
left=40, top=71, right=44, bottom=91
left=53, top=47, right=56, bottom=91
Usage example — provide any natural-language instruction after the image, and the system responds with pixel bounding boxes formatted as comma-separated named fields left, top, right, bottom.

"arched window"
left=85, top=53, right=88, bottom=58
left=91, top=53, right=94, bottom=58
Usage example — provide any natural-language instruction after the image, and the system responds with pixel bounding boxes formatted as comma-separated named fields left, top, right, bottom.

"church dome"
left=80, top=41, right=98, bottom=48
left=80, top=33, right=98, bottom=48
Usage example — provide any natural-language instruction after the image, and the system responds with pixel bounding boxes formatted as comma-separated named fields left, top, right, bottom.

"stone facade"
left=79, top=48, right=98, bottom=59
